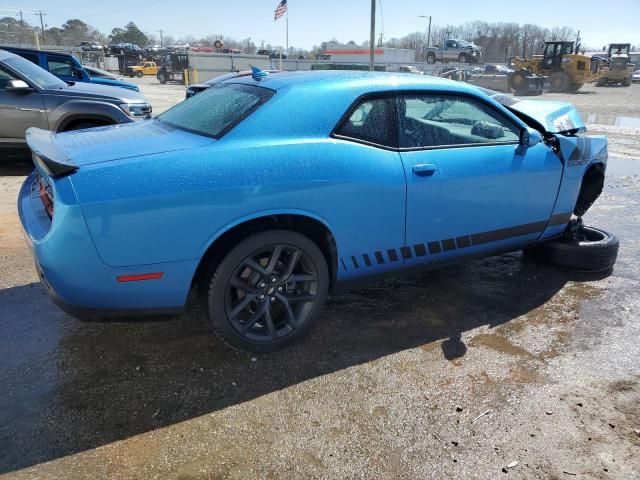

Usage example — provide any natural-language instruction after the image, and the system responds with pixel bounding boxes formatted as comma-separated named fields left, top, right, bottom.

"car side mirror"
left=519, top=127, right=543, bottom=149
left=5, top=79, right=32, bottom=93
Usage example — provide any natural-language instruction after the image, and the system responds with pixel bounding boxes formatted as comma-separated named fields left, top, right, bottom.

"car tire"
left=524, top=225, right=618, bottom=273
left=207, top=230, right=329, bottom=352
left=136, top=71, right=143, bottom=78
left=458, top=53, right=468, bottom=63
left=158, top=73, right=166, bottom=84
left=426, top=52, right=436, bottom=64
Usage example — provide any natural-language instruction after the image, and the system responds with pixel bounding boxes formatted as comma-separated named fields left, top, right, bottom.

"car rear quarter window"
left=158, top=83, right=274, bottom=139
left=334, top=97, right=397, bottom=148
left=398, top=94, right=520, bottom=149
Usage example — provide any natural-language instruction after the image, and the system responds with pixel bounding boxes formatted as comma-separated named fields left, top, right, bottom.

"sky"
left=2, top=0, right=639, bottom=50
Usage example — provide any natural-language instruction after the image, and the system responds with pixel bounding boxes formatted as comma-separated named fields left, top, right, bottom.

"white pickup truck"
left=425, top=39, right=483, bottom=64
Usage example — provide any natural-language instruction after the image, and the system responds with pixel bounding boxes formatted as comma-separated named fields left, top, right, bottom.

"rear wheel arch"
left=191, top=214, right=339, bottom=297
left=574, top=162, right=605, bottom=217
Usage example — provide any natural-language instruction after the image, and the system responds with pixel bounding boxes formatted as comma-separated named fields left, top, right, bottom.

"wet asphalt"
left=0, top=80, right=639, bottom=478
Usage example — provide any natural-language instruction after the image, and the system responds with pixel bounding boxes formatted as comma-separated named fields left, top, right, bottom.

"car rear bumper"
left=18, top=173, right=196, bottom=318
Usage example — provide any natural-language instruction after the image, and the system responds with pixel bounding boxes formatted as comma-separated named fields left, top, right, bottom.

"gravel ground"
left=0, top=76, right=639, bottom=479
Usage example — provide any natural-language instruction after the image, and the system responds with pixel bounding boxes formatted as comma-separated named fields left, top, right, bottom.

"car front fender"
left=47, top=100, right=133, bottom=131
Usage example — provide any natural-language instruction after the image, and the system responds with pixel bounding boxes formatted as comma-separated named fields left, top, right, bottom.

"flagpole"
left=286, top=6, right=289, bottom=55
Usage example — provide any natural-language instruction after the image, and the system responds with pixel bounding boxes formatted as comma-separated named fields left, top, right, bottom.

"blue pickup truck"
left=1, top=46, right=140, bottom=92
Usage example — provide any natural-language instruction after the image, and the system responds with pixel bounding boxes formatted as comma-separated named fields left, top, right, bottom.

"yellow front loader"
left=512, top=41, right=598, bottom=93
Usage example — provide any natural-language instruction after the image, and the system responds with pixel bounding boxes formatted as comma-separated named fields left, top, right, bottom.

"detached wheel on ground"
left=524, top=224, right=619, bottom=273
left=207, top=230, right=329, bottom=352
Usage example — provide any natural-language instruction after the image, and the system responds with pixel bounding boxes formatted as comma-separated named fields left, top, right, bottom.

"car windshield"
left=158, top=83, right=274, bottom=138
left=3, top=55, right=67, bottom=89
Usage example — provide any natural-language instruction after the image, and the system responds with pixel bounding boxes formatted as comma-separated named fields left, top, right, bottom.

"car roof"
left=223, top=70, right=483, bottom=96
left=0, top=46, right=73, bottom=57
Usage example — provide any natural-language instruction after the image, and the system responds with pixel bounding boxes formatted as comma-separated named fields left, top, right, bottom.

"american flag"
left=274, top=0, right=287, bottom=20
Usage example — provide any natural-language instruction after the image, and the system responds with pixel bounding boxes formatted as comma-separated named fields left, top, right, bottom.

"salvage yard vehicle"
left=596, top=43, right=634, bottom=87
left=425, top=39, right=483, bottom=64
left=511, top=41, right=598, bottom=93
left=126, top=61, right=158, bottom=78
left=633, top=70, right=640, bottom=84
left=1, top=46, right=140, bottom=92
left=0, top=49, right=151, bottom=158
left=185, top=69, right=280, bottom=98
left=440, top=65, right=546, bottom=96
left=156, top=52, right=189, bottom=84
left=398, top=65, right=423, bottom=74
left=19, top=70, right=617, bottom=352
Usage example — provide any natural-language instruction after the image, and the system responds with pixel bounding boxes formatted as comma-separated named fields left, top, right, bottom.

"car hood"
left=27, top=120, right=214, bottom=174
left=508, top=99, right=586, bottom=134
left=89, top=77, right=140, bottom=92
left=45, top=81, right=148, bottom=103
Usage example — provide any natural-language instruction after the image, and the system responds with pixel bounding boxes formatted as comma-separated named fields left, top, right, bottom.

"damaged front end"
left=505, top=98, right=608, bottom=220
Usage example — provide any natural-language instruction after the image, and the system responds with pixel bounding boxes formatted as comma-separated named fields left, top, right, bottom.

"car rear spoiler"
left=26, top=127, right=78, bottom=177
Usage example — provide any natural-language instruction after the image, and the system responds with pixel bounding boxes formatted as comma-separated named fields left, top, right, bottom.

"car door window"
left=398, top=94, right=520, bottom=149
left=0, top=65, right=18, bottom=89
left=47, top=55, right=74, bottom=76
left=334, top=97, right=397, bottom=148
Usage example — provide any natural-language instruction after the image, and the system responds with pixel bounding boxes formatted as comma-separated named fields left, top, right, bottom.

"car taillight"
left=37, top=174, right=54, bottom=219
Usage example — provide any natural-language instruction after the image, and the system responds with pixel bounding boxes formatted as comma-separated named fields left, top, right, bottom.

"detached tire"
left=526, top=226, right=618, bottom=273
left=207, top=230, right=329, bottom=352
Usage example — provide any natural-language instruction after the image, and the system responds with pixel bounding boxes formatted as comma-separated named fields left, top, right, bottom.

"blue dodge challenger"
left=19, top=70, right=617, bottom=351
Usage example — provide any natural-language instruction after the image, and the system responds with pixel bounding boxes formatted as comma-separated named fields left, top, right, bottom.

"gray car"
left=0, top=49, right=151, bottom=157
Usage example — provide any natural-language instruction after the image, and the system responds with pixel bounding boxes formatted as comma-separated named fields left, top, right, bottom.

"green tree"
left=109, top=22, right=148, bottom=46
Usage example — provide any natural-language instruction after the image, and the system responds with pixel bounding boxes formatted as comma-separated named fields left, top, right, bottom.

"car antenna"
left=251, top=65, right=269, bottom=81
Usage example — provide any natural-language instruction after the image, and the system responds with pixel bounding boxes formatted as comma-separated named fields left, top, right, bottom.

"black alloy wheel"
left=207, top=230, right=329, bottom=351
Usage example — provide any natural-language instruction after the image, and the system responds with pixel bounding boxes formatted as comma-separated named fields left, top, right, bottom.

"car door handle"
left=412, top=164, right=437, bottom=176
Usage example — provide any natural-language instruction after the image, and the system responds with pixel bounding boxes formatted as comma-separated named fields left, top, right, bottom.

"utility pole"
left=35, top=10, right=46, bottom=44
left=418, top=15, right=432, bottom=48
left=19, top=10, right=23, bottom=26
left=369, top=0, right=375, bottom=71
left=157, top=29, right=164, bottom=46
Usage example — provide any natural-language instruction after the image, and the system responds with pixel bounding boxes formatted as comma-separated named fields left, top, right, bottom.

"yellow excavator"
left=511, top=41, right=599, bottom=93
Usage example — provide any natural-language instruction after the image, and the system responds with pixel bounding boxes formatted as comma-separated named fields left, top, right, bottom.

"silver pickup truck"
left=425, top=39, right=482, bottom=64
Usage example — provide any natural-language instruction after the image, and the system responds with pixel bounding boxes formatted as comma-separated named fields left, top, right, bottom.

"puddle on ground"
left=607, top=157, right=640, bottom=176
left=468, top=333, right=536, bottom=360
left=586, top=114, right=640, bottom=128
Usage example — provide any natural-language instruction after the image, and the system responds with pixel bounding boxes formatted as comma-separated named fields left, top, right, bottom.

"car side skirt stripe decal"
left=343, top=213, right=572, bottom=270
